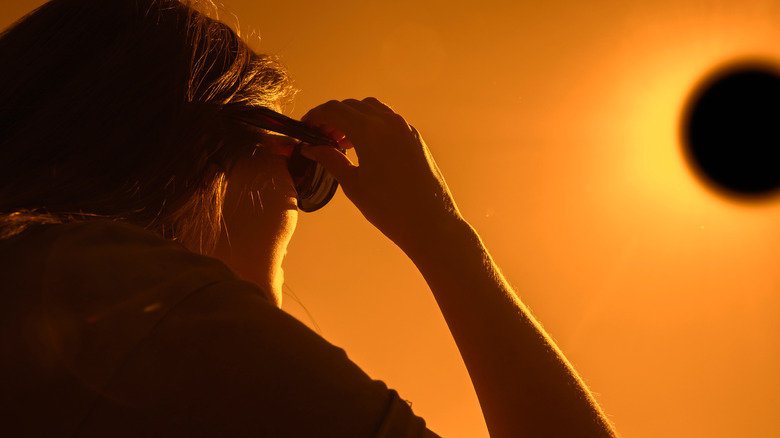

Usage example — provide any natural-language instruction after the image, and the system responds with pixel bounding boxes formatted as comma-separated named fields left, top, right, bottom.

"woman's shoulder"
left=4, top=218, right=237, bottom=284
left=21, top=219, right=244, bottom=321
left=0, top=218, right=430, bottom=437
left=0, top=219, right=261, bottom=436
left=38, top=218, right=206, bottom=254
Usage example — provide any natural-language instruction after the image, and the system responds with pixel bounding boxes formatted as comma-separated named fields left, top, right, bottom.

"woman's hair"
left=0, top=0, right=293, bottom=252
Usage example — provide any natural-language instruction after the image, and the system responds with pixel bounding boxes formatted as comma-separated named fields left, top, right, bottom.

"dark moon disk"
left=682, top=62, right=780, bottom=199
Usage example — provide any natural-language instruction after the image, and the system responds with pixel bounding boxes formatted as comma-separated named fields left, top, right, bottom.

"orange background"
left=4, top=1, right=780, bottom=436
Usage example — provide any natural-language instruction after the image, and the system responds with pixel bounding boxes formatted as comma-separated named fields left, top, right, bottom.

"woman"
left=0, top=0, right=618, bottom=436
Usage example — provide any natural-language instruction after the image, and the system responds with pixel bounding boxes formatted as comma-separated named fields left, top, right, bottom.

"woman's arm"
left=301, top=98, right=618, bottom=438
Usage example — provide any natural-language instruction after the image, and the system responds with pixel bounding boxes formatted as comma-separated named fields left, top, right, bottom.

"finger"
left=305, top=122, right=354, bottom=151
left=301, top=101, right=376, bottom=156
left=361, top=97, right=396, bottom=113
left=300, top=144, right=357, bottom=185
left=301, top=100, right=374, bottom=148
left=340, top=98, right=380, bottom=115
left=340, top=98, right=395, bottom=117
left=313, top=124, right=352, bottom=149
left=337, top=136, right=355, bottom=150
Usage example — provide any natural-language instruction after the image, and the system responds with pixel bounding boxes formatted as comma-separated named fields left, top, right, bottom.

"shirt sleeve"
left=74, top=277, right=430, bottom=437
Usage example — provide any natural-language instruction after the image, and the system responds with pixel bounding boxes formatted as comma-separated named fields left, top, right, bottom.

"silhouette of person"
left=0, top=1, right=618, bottom=436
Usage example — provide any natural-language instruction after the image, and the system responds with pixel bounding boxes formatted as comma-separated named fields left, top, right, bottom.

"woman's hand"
left=300, top=98, right=464, bottom=253
left=302, top=98, right=618, bottom=438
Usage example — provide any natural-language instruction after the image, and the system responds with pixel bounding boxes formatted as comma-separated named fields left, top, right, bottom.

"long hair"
left=0, top=0, right=293, bottom=252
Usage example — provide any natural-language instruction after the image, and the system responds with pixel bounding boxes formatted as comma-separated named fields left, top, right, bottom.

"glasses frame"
left=226, top=106, right=343, bottom=212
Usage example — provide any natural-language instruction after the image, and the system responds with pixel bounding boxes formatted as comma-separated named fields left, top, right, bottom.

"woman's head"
left=0, top=0, right=293, bottom=252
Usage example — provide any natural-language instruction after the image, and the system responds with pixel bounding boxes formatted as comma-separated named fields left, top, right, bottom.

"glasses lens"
left=226, top=107, right=343, bottom=212
left=288, top=144, right=343, bottom=212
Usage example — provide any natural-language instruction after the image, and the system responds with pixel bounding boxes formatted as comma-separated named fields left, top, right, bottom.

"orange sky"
left=4, top=1, right=780, bottom=436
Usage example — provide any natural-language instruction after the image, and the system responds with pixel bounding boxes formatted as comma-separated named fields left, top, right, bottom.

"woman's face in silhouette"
left=213, top=133, right=300, bottom=307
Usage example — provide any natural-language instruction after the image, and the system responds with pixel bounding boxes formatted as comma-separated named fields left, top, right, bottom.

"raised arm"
left=300, top=98, right=618, bottom=438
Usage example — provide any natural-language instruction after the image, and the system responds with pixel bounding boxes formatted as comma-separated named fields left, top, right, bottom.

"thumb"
left=300, top=144, right=356, bottom=184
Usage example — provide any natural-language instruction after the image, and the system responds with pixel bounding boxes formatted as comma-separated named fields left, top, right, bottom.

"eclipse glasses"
left=227, top=107, right=344, bottom=212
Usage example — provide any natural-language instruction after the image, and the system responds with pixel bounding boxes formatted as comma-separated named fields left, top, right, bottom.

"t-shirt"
left=0, top=220, right=431, bottom=437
